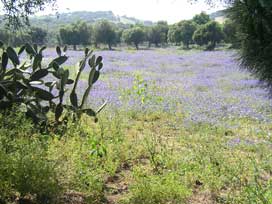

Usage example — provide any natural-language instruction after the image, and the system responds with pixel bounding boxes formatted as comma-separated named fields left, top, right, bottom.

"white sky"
left=40, top=0, right=225, bottom=24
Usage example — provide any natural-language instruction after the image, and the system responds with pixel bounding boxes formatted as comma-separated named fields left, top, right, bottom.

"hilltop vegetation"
left=29, top=11, right=153, bottom=29
left=0, top=11, right=237, bottom=50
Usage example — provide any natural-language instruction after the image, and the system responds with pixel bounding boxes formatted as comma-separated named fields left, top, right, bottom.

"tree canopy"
left=59, top=21, right=91, bottom=50
left=192, top=12, right=211, bottom=25
left=94, top=20, right=117, bottom=50
left=177, top=20, right=197, bottom=49
left=222, top=19, right=239, bottom=47
left=147, top=21, right=169, bottom=47
left=122, top=27, right=145, bottom=50
left=168, top=24, right=182, bottom=45
left=193, top=21, right=224, bottom=50
left=1, top=0, right=57, bottom=28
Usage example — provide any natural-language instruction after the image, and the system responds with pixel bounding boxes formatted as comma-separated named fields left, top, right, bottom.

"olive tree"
left=29, top=27, right=48, bottom=45
left=59, top=21, right=91, bottom=50
left=168, top=24, right=182, bottom=45
left=177, top=20, right=197, bottom=49
left=193, top=21, right=224, bottom=50
left=148, top=21, right=169, bottom=47
left=192, top=12, right=211, bottom=25
left=122, top=27, right=145, bottom=50
left=94, top=20, right=117, bottom=50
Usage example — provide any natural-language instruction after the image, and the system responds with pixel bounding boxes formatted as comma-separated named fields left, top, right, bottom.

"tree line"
left=0, top=12, right=238, bottom=51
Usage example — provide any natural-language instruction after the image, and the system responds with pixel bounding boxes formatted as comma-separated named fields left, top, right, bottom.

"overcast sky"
left=41, top=0, right=225, bottom=24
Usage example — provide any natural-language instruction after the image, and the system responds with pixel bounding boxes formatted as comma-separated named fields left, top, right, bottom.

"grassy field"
left=1, top=48, right=272, bottom=204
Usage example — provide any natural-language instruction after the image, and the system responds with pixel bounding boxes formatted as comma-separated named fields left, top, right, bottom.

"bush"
left=0, top=110, right=61, bottom=204
left=124, top=170, right=191, bottom=204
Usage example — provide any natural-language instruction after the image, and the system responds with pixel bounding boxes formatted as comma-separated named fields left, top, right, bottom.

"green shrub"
left=124, top=170, right=191, bottom=204
left=0, top=111, right=61, bottom=204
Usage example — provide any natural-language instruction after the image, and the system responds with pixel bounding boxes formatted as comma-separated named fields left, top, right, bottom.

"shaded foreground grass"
left=1, top=108, right=272, bottom=204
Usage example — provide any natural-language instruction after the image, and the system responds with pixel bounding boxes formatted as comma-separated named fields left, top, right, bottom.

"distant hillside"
left=29, top=10, right=153, bottom=30
left=209, top=10, right=227, bottom=24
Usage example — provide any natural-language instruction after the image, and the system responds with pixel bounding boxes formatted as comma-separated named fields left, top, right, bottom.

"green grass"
left=0, top=107, right=271, bottom=204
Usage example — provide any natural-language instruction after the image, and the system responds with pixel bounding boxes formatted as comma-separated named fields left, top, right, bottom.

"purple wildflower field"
left=44, top=48, right=272, bottom=125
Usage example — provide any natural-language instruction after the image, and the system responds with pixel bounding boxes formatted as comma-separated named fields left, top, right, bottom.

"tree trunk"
left=108, top=43, right=112, bottom=50
left=206, top=41, right=216, bottom=51
left=73, top=45, right=77, bottom=50
left=135, top=43, right=139, bottom=50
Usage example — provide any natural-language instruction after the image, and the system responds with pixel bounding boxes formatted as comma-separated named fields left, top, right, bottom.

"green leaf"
left=67, top=79, right=74, bottom=84
left=26, top=104, right=47, bottom=122
left=63, top=45, right=68, bottom=53
left=92, top=71, right=100, bottom=84
left=56, top=46, right=62, bottom=56
left=78, top=60, right=86, bottom=72
left=42, top=106, right=50, bottom=113
left=52, top=71, right=61, bottom=79
left=98, top=62, right=103, bottom=70
left=96, top=56, right=103, bottom=66
left=30, top=69, right=48, bottom=81
left=81, top=109, right=96, bottom=117
left=33, top=44, right=38, bottom=53
left=0, top=41, right=3, bottom=48
left=0, top=83, right=7, bottom=97
left=56, top=67, right=65, bottom=76
left=32, top=87, right=54, bottom=101
left=88, top=67, right=96, bottom=86
left=88, top=55, right=96, bottom=68
left=29, top=81, right=43, bottom=85
left=45, top=81, right=57, bottom=87
left=85, top=48, right=90, bottom=56
left=25, top=44, right=36, bottom=56
left=60, top=69, right=69, bottom=89
left=70, top=91, right=78, bottom=108
left=52, top=62, right=59, bottom=71
left=55, top=103, right=63, bottom=121
left=33, top=53, right=43, bottom=71
left=49, top=56, right=68, bottom=67
left=18, top=45, right=26, bottom=55
left=15, top=81, right=28, bottom=90
left=1, top=52, right=8, bottom=71
left=7, top=47, right=20, bottom=66
left=39, top=46, right=47, bottom=55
